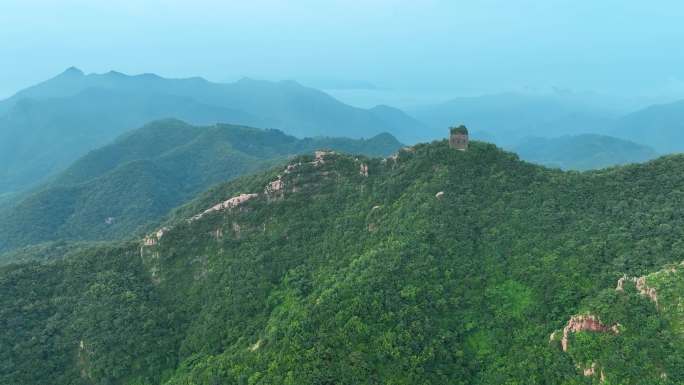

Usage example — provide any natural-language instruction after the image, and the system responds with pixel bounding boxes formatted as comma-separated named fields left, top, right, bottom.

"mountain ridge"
left=0, top=68, right=424, bottom=194
left=3, top=139, right=684, bottom=384
left=0, top=119, right=403, bottom=254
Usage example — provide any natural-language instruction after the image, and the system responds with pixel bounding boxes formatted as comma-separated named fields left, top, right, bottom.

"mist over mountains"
left=0, top=119, right=401, bottom=254
left=5, top=2, right=684, bottom=384
left=2, top=66, right=684, bottom=385
left=0, top=68, right=424, bottom=195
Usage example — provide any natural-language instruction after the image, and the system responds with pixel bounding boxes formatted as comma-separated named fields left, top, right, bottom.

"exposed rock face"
left=359, top=163, right=369, bottom=177
left=616, top=274, right=659, bottom=306
left=104, top=217, right=115, bottom=225
left=583, top=362, right=597, bottom=377
left=78, top=339, right=93, bottom=381
left=264, top=177, right=287, bottom=202
left=635, top=276, right=658, bottom=306
left=579, top=362, right=606, bottom=383
left=142, top=226, right=169, bottom=247
left=265, top=174, right=289, bottom=202
left=213, top=228, right=223, bottom=240
left=313, top=150, right=334, bottom=166
left=266, top=178, right=284, bottom=193
left=560, top=314, right=619, bottom=352
left=284, top=163, right=299, bottom=173
left=435, top=191, right=444, bottom=199
left=191, top=193, right=259, bottom=221
left=249, top=339, right=262, bottom=352
left=156, top=228, right=167, bottom=239
left=615, top=275, right=628, bottom=291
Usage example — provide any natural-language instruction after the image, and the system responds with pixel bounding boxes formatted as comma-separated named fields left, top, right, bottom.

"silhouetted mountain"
left=611, top=99, right=684, bottom=154
left=0, top=68, right=422, bottom=194
left=0, top=119, right=401, bottom=252
left=410, top=92, right=617, bottom=145
left=0, top=88, right=256, bottom=193
left=513, top=134, right=658, bottom=170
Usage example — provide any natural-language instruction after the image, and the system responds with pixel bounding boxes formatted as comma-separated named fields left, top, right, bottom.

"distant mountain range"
left=0, top=119, right=402, bottom=252
left=513, top=134, right=658, bottom=171
left=4, top=67, right=684, bottom=199
left=411, top=91, right=684, bottom=156
left=408, top=92, right=619, bottom=145
left=609, top=99, right=684, bottom=154
left=0, top=68, right=424, bottom=194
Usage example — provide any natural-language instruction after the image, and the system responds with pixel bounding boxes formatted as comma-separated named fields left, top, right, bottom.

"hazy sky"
left=2, top=0, right=684, bottom=102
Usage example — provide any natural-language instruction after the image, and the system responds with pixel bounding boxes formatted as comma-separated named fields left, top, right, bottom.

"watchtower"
left=449, top=125, right=469, bottom=151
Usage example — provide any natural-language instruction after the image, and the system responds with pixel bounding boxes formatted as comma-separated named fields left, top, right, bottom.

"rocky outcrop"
left=142, top=227, right=169, bottom=247
left=190, top=193, right=259, bottom=222
left=583, top=362, right=597, bottom=377
left=313, top=150, right=334, bottom=166
left=266, top=178, right=284, bottom=193
left=616, top=274, right=659, bottom=307
left=435, top=191, right=444, bottom=199
left=635, top=276, right=658, bottom=306
left=249, top=339, right=262, bottom=352
left=359, top=163, right=369, bottom=177
left=559, top=314, right=619, bottom=352
left=579, top=362, right=606, bottom=383
left=385, top=146, right=415, bottom=163
left=212, top=227, right=223, bottom=240
left=265, top=176, right=286, bottom=202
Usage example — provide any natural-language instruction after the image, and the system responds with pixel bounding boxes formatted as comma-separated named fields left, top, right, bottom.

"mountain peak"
left=104, top=70, right=126, bottom=78
left=59, top=66, right=84, bottom=77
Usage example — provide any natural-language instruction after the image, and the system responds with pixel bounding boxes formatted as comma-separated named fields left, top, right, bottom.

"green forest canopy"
left=3, top=140, right=684, bottom=385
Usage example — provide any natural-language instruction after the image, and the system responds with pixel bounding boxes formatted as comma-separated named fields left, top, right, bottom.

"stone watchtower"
left=449, top=125, right=469, bottom=151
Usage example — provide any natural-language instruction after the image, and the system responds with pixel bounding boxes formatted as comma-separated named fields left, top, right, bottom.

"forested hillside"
left=3, top=140, right=684, bottom=384
left=0, top=68, right=423, bottom=194
left=0, top=119, right=401, bottom=254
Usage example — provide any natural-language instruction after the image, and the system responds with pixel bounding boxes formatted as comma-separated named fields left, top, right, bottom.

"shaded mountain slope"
left=0, top=87, right=257, bottom=193
left=0, top=119, right=401, bottom=252
left=0, top=68, right=423, bottom=193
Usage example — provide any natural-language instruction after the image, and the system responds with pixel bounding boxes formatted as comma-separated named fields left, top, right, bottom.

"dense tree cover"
left=0, top=240, right=105, bottom=265
left=3, top=140, right=684, bottom=384
left=0, top=119, right=401, bottom=255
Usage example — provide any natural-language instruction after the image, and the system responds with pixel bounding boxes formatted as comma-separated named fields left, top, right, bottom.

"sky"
left=2, top=0, right=684, bottom=104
